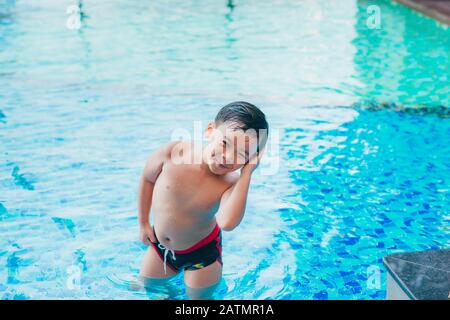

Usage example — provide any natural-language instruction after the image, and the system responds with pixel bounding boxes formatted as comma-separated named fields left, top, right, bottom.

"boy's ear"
left=204, top=122, right=215, bottom=138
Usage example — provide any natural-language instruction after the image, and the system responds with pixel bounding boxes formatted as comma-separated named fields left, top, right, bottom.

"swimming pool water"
left=0, top=0, right=449, bottom=299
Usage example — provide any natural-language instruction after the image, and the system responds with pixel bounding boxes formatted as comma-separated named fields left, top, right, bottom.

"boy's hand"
left=139, top=222, right=157, bottom=245
left=240, top=149, right=265, bottom=176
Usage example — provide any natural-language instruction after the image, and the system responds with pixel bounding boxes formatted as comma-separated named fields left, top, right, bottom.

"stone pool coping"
left=393, top=0, right=450, bottom=25
left=383, top=248, right=450, bottom=300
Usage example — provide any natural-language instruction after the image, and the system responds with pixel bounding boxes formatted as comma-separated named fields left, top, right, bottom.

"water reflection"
left=354, top=0, right=450, bottom=106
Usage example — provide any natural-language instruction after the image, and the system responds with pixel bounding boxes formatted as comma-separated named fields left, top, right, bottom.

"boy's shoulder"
left=160, top=140, right=199, bottom=164
left=153, top=140, right=183, bottom=159
left=169, top=140, right=195, bottom=158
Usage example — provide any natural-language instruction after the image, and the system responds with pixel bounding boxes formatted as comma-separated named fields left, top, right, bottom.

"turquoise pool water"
left=0, top=0, right=449, bottom=299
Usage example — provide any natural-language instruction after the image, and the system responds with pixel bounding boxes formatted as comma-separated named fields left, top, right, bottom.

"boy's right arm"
left=138, top=141, right=178, bottom=245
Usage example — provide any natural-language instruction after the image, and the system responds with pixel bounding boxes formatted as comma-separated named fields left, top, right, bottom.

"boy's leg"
left=184, top=261, right=222, bottom=300
left=139, top=245, right=179, bottom=289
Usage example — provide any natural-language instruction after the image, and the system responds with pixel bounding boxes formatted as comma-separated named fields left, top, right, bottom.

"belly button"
left=165, top=237, right=170, bottom=241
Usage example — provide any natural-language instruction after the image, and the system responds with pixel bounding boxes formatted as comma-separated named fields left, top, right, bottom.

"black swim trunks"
left=151, top=224, right=222, bottom=274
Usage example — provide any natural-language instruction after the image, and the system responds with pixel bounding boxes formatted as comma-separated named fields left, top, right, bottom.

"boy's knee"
left=186, top=282, right=219, bottom=300
left=139, top=275, right=171, bottom=289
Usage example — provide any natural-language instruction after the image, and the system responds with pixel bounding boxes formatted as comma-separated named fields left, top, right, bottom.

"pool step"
left=393, top=0, right=450, bottom=25
left=383, top=249, right=450, bottom=300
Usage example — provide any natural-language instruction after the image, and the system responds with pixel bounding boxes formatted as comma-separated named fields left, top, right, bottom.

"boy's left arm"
left=216, top=151, right=264, bottom=231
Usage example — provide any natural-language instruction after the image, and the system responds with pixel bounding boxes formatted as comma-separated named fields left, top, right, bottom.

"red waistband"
left=174, top=224, right=220, bottom=254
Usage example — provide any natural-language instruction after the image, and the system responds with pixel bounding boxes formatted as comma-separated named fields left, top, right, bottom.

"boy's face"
left=204, top=122, right=260, bottom=175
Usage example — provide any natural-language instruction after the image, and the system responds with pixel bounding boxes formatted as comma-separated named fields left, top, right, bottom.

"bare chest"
left=154, top=163, right=230, bottom=212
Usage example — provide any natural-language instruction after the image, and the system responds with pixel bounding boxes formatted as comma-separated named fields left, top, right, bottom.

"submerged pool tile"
left=0, top=0, right=449, bottom=300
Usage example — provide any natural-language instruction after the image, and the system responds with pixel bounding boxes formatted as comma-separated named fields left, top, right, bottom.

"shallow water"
left=0, top=0, right=449, bottom=299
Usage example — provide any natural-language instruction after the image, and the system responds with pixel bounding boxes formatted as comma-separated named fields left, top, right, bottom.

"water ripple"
left=0, top=0, right=449, bottom=300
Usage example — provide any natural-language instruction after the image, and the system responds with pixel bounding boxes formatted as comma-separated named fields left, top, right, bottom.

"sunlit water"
left=0, top=0, right=449, bottom=299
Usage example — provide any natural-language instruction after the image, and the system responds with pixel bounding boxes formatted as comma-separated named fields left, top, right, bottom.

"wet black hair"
left=214, top=101, right=269, bottom=151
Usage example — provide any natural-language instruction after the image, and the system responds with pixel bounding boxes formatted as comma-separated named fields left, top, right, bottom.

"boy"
left=138, top=101, right=268, bottom=299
